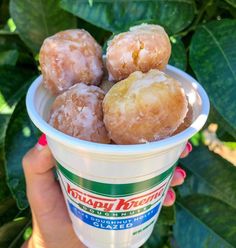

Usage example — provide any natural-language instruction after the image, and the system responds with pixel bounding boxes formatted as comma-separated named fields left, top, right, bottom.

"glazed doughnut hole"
left=48, top=83, right=110, bottom=144
left=106, top=24, right=171, bottom=81
left=39, top=29, right=103, bottom=95
left=103, top=69, right=188, bottom=144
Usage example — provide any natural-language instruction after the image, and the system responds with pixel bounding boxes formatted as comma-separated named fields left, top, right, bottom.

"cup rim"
left=26, top=65, right=210, bottom=155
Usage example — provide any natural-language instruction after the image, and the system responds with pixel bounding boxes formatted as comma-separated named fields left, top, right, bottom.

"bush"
left=0, top=0, right=236, bottom=247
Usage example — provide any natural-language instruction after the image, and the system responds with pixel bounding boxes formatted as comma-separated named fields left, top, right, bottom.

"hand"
left=22, top=134, right=85, bottom=248
left=22, top=134, right=192, bottom=248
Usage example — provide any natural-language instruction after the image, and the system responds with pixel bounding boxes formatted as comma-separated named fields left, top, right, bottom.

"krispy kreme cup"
left=26, top=65, right=209, bottom=248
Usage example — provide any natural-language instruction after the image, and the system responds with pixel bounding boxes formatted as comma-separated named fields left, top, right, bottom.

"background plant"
left=0, top=0, right=236, bottom=247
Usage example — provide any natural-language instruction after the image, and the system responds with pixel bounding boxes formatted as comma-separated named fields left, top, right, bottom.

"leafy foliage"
left=174, top=195, right=236, bottom=248
left=10, top=0, right=76, bottom=54
left=175, top=144, right=236, bottom=247
left=0, top=0, right=236, bottom=247
left=5, top=97, right=38, bottom=209
left=179, top=145, right=236, bottom=208
left=60, top=0, right=195, bottom=34
left=190, top=19, right=236, bottom=139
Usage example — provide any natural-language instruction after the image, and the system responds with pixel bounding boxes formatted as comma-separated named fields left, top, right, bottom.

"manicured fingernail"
left=175, top=166, right=186, bottom=179
left=187, top=142, right=192, bottom=153
left=167, top=188, right=175, bottom=201
left=35, top=134, right=47, bottom=151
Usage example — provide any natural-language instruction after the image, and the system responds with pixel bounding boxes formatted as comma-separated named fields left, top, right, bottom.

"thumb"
left=22, top=134, right=61, bottom=217
left=23, top=134, right=55, bottom=176
left=22, top=135, right=55, bottom=190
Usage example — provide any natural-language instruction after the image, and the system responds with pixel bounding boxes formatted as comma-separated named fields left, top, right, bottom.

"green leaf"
left=174, top=195, right=236, bottom=248
left=0, top=67, right=35, bottom=201
left=0, top=146, right=10, bottom=200
left=0, top=217, right=30, bottom=248
left=169, top=36, right=186, bottom=71
left=223, top=141, right=236, bottom=149
left=0, top=31, right=26, bottom=51
left=0, top=66, right=36, bottom=144
left=88, top=0, right=93, bottom=7
left=0, top=197, right=18, bottom=226
left=189, top=132, right=204, bottom=146
left=143, top=223, right=171, bottom=248
left=158, top=206, right=176, bottom=226
left=141, top=206, right=175, bottom=247
left=224, top=0, right=236, bottom=8
left=179, top=145, right=236, bottom=208
left=0, top=0, right=9, bottom=28
left=60, top=0, right=195, bottom=34
left=0, top=32, right=36, bottom=68
left=7, top=18, right=16, bottom=32
left=5, top=97, right=38, bottom=209
left=218, top=130, right=236, bottom=142
left=0, top=49, right=18, bottom=66
left=189, top=19, right=236, bottom=139
left=23, top=226, right=32, bottom=241
left=10, top=0, right=77, bottom=54
left=206, top=105, right=236, bottom=142
left=77, top=17, right=112, bottom=46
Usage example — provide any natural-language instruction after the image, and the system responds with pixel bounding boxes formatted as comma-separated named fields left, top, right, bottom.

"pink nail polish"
left=167, top=189, right=175, bottom=201
left=187, top=142, right=192, bottom=153
left=35, top=134, right=47, bottom=151
left=38, top=134, right=47, bottom=146
left=175, top=166, right=186, bottom=179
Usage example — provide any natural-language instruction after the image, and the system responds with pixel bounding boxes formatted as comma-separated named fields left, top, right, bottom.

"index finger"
left=180, top=142, right=192, bottom=158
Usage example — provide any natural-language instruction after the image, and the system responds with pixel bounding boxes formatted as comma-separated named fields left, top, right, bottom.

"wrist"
left=21, top=238, right=33, bottom=248
left=21, top=236, right=42, bottom=248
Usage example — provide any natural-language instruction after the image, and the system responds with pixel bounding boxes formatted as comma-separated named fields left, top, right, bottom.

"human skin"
left=22, top=134, right=192, bottom=248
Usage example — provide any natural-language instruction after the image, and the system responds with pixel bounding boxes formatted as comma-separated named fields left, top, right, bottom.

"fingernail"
left=35, top=134, right=47, bottom=151
left=175, top=166, right=186, bottom=179
left=167, top=188, right=175, bottom=201
left=187, top=142, right=192, bottom=153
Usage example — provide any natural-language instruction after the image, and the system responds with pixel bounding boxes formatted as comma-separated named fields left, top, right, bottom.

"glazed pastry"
left=39, top=29, right=103, bottom=95
left=106, top=24, right=171, bottom=81
left=173, top=101, right=193, bottom=135
left=49, top=83, right=110, bottom=144
left=103, top=69, right=188, bottom=144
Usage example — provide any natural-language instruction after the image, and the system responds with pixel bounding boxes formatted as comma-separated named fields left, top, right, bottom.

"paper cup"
left=26, top=65, right=209, bottom=248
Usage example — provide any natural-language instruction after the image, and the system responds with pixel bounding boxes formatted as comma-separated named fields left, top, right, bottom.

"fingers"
left=163, top=166, right=186, bottom=207
left=163, top=188, right=175, bottom=207
left=180, top=141, right=192, bottom=158
left=170, top=166, right=186, bottom=187
left=163, top=167, right=185, bottom=207
left=163, top=141, right=192, bottom=207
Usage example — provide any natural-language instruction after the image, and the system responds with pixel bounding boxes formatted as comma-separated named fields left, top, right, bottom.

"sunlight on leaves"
left=190, top=132, right=204, bottom=146
left=0, top=92, right=15, bottom=114
left=23, top=226, right=32, bottom=241
left=13, top=217, right=25, bottom=222
left=7, top=18, right=16, bottom=32
left=34, top=53, right=39, bottom=61
left=223, top=141, right=236, bottom=149
left=22, top=126, right=31, bottom=138
left=88, top=0, right=93, bottom=7
left=0, top=50, right=18, bottom=66
left=170, top=36, right=177, bottom=44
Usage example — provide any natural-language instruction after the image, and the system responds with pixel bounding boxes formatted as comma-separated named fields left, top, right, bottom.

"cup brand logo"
left=67, top=182, right=166, bottom=212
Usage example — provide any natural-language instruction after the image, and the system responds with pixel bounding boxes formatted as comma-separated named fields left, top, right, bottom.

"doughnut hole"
left=49, top=83, right=110, bottom=144
left=106, top=24, right=171, bottom=81
left=39, top=29, right=103, bottom=95
left=103, top=69, right=188, bottom=144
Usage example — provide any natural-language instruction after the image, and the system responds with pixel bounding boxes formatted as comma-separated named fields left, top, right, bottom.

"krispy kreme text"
left=67, top=183, right=166, bottom=212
